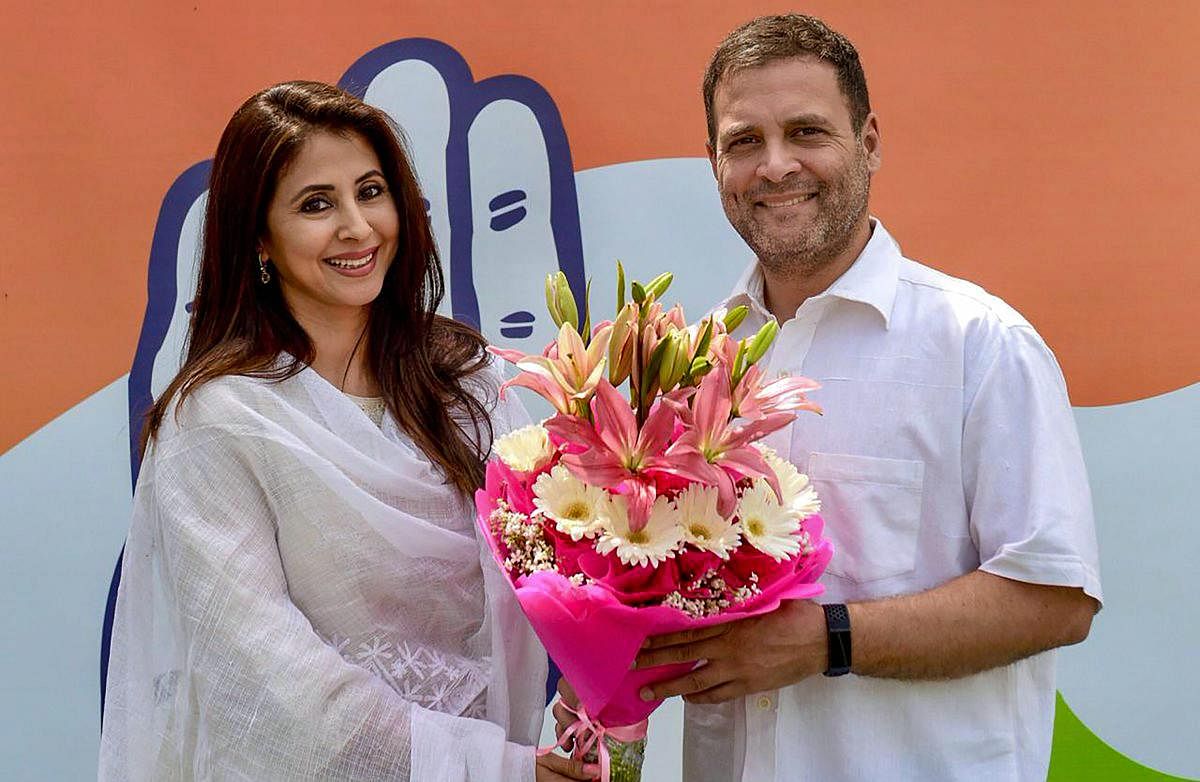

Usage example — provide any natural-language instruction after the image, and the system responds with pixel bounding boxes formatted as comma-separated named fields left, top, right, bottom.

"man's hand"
left=634, top=599, right=827, bottom=704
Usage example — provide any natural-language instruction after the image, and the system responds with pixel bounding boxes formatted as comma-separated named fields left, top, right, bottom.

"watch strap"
left=822, top=602, right=852, bottom=677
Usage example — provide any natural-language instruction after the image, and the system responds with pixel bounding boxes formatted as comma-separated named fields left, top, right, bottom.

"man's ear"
left=707, top=142, right=718, bottom=179
left=861, top=113, right=882, bottom=175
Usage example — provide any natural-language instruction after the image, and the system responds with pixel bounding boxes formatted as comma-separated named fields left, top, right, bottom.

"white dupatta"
left=99, top=361, right=546, bottom=781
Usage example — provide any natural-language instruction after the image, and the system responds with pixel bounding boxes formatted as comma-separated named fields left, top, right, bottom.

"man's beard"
left=722, top=150, right=870, bottom=278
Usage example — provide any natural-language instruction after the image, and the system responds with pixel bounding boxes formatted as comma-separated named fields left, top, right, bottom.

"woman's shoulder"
left=158, top=371, right=296, bottom=442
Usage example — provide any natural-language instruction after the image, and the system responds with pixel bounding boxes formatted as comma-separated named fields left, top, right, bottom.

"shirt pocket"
left=808, top=452, right=925, bottom=583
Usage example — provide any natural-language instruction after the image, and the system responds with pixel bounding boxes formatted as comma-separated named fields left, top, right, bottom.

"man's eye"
left=728, top=136, right=756, bottom=149
left=795, top=127, right=822, bottom=137
left=300, top=196, right=332, bottom=213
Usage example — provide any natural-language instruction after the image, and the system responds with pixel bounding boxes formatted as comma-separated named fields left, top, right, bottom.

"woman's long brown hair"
left=141, top=81, right=492, bottom=494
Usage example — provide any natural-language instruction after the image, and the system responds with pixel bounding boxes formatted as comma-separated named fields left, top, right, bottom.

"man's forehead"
left=713, top=56, right=850, bottom=128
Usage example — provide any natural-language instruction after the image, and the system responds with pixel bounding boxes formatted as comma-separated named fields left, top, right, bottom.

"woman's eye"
left=359, top=183, right=385, bottom=200
left=300, top=196, right=332, bottom=213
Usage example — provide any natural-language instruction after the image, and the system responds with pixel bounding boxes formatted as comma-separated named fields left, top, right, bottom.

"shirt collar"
left=721, top=218, right=902, bottom=329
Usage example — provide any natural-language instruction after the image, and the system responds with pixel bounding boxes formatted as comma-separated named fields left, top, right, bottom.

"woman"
left=99, top=81, right=592, bottom=781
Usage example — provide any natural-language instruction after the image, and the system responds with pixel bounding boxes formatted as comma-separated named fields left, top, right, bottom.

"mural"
left=1, top=5, right=1197, bottom=780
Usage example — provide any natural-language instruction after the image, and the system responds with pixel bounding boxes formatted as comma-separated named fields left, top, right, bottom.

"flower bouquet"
left=477, top=267, right=832, bottom=782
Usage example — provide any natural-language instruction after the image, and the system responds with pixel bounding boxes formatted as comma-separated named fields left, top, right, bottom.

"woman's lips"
left=323, top=247, right=378, bottom=276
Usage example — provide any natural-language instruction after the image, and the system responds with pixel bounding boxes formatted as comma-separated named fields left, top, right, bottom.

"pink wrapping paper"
left=477, top=483, right=833, bottom=726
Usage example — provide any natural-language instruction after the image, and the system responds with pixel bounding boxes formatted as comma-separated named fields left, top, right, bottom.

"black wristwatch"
left=822, top=603, right=852, bottom=677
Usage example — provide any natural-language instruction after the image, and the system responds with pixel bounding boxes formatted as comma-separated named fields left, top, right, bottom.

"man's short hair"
left=703, top=14, right=872, bottom=146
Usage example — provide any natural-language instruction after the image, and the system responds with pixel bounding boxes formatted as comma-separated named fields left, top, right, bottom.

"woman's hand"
left=535, top=751, right=599, bottom=780
left=551, top=677, right=582, bottom=752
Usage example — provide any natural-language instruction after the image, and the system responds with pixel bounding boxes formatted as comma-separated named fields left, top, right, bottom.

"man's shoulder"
left=897, top=255, right=1046, bottom=355
left=894, top=257, right=1032, bottom=332
left=890, top=256, right=1061, bottom=381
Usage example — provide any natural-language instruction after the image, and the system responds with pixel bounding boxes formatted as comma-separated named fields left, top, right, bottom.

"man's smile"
left=754, top=192, right=817, bottom=209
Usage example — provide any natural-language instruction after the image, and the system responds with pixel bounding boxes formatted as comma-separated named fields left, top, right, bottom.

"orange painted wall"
left=2, top=0, right=1198, bottom=453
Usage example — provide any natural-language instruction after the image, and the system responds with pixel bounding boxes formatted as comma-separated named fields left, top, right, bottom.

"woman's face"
left=260, top=130, right=399, bottom=329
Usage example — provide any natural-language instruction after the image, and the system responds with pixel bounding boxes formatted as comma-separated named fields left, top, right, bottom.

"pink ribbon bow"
left=539, top=700, right=649, bottom=782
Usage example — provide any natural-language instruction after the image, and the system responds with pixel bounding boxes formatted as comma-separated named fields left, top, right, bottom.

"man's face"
left=708, top=56, right=880, bottom=276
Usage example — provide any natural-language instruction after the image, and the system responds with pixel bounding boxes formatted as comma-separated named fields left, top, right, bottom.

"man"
left=631, top=14, right=1101, bottom=781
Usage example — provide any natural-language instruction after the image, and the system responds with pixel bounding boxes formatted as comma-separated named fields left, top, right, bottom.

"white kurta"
left=99, top=361, right=547, bottom=781
left=684, top=220, right=1102, bottom=782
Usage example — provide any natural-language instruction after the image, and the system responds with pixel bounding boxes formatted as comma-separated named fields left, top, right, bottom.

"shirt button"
left=756, top=695, right=773, bottom=710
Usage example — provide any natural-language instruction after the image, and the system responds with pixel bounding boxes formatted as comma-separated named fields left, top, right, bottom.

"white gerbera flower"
left=736, top=478, right=803, bottom=561
left=532, top=465, right=607, bottom=540
left=595, top=494, right=686, bottom=568
left=675, top=484, right=741, bottom=558
left=494, top=424, right=556, bottom=473
left=755, top=443, right=821, bottom=518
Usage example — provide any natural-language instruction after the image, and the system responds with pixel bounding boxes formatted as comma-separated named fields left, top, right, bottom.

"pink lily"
left=665, top=364, right=792, bottom=516
left=544, top=379, right=701, bottom=530
left=732, top=363, right=823, bottom=419
left=489, top=322, right=613, bottom=415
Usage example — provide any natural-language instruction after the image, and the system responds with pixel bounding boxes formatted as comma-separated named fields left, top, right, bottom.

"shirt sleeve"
left=962, top=324, right=1103, bottom=604
left=142, top=426, right=535, bottom=781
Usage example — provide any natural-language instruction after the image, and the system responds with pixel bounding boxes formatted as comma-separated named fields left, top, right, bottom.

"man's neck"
left=761, top=218, right=873, bottom=323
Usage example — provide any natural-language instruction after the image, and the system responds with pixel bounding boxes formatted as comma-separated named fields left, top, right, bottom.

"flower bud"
left=664, top=303, right=686, bottom=330
left=658, top=331, right=691, bottom=391
left=688, top=355, right=714, bottom=381
left=644, top=335, right=673, bottom=397
left=631, top=281, right=646, bottom=304
left=644, top=272, right=673, bottom=300
left=544, top=273, right=564, bottom=328
left=608, top=304, right=636, bottom=385
left=745, top=320, right=779, bottom=366
left=722, top=305, right=750, bottom=333
left=552, top=271, right=579, bottom=331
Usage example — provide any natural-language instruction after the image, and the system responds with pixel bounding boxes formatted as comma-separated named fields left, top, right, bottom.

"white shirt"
left=683, top=220, right=1102, bottom=782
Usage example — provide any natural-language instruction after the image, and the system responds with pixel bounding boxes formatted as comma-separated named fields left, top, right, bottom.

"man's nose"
left=337, top=201, right=372, bottom=240
left=757, top=137, right=803, bottom=183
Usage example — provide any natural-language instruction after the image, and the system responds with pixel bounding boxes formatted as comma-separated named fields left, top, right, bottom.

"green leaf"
left=616, top=260, right=626, bottom=311
left=731, top=340, right=748, bottom=384
left=582, top=278, right=593, bottom=343
left=693, top=317, right=714, bottom=360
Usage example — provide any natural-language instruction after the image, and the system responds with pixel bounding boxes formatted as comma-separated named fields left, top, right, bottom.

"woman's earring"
left=257, top=254, right=271, bottom=285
